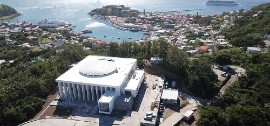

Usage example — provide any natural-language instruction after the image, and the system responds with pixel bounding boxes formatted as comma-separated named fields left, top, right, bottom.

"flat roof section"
left=98, top=91, right=117, bottom=103
left=20, top=118, right=91, bottom=126
left=161, top=89, right=178, bottom=100
left=56, top=56, right=137, bottom=87
left=247, top=47, right=261, bottom=52
left=184, top=110, right=194, bottom=118
left=125, top=70, right=144, bottom=91
left=79, top=59, right=117, bottom=77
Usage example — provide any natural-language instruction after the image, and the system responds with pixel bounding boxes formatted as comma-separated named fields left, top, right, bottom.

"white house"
left=247, top=47, right=261, bottom=53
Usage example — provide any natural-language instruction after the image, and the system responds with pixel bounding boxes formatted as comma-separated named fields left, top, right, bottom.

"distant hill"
left=89, top=5, right=140, bottom=17
left=0, top=4, right=20, bottom=20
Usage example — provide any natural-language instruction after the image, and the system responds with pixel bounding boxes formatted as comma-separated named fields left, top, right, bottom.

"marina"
left=0, top=0, right=269, bottom=42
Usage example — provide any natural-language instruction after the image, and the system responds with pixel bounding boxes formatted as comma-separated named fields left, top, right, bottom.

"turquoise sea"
left=0, top=0, right=269, bottom=42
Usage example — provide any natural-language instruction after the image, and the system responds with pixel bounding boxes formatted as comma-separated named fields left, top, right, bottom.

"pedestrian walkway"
left=89, top=104, right=99, bottom=116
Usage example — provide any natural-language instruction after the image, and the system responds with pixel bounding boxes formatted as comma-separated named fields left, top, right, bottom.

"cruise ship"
left=38, top=19, right=67, bottom=29
left=205, top=0, right=239, bottom=6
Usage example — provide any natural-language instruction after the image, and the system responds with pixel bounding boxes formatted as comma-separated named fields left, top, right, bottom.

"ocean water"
left=0, top=0, right=269, bottom=42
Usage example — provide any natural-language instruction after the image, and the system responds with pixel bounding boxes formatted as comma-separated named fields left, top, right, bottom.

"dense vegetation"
left=3, top=3, right=270, bottom=126
left=107, top=40, right=219, bottom=98
left=197, top=3, right=270, bottom=125
left=0, top=44, right=87, bottom=126
left=0, top=4, right=20, bottom=20
left=0, top=36, right=218, bottom=125
left=223, top=3, right=270, bottom=47
left=197, top=52, right=270, bottom=126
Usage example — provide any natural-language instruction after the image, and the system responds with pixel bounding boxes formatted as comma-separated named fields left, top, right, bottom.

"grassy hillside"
left=0, top=4, right=20, bottom=20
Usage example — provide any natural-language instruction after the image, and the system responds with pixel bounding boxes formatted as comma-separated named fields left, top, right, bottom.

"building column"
left=72, top=84, right=77, bottom=100
left=68, top=83, right=73, bottom=100
left=58, top=82, right=64, bottom=97
left=64, top=83, right=68, bottom=99
left=100, top=86, right=103, bottom=96
left=91, top=86, right=95, bottom=101
left=82, top=85, right=86, bottom=100
left=96, top=86, right=99, bottom=100
left=86, top=85, right=90, bottom=101
left=116, top=88, right=120, bottom=96
left=77, top=84, right=81, bottom=100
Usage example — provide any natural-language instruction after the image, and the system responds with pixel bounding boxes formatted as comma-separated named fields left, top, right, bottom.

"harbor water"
left=0, top=0, right=269, bottom=42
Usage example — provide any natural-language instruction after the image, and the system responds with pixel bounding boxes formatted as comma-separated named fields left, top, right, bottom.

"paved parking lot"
left=122, top=73, right=163, bottom=125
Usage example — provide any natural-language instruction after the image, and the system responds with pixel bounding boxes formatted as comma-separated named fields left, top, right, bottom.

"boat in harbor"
left=205, top=0, right=239, bottom=6
left=142, top=30, right=149, bottom=32
left=81, top=29, right=92, bottom=34
left=143, top=32, right=150, bottom=35
left=130, top=28, right=140, bottom=32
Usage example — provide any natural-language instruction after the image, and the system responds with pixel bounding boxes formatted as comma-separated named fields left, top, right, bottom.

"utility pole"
left=212, top=30, right=217, bottom=52
left=143, top=9, right=146, bottom=16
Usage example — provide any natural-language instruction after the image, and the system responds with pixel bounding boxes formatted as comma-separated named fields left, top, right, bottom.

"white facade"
left=98, top=91, right=117, bottom=114
left=56, top=56, right=137, bottom=102
left=125, top=70, right=144, bottom=97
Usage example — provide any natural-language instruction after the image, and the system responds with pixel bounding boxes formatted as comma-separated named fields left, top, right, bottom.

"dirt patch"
left=33, top=88, right=59, bottom=119
left=143, top=60, right=183, bottom=80
left=39, top=106, right=73, bottom=119
left=163, top=102, right=181, bottom=120
left=163, top=108, right=174, bottom=120
left=180, top=97, right=189, bottom=109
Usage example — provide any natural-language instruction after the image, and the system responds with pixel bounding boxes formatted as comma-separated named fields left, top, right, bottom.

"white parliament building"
left=56, top=56, right=144, bottom=114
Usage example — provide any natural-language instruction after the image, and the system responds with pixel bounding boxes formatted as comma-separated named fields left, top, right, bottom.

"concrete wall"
left=162, top=99, right=177, bottom=104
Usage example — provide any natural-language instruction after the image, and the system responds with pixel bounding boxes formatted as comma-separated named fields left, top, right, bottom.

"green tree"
left=213, top=52, right=232, bottom=66
left=107, top=42, right=119, bottom=57
left=197, top=106, right=226, bottom=126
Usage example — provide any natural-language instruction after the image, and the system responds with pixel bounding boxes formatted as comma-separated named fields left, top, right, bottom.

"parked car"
left=221, top=72, right=227, bottom=77
left=158, top=108, right=163, bottom=115
left=159, top=103, right=164, bottom=108
left=221, top=72, right=232, bottom=77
